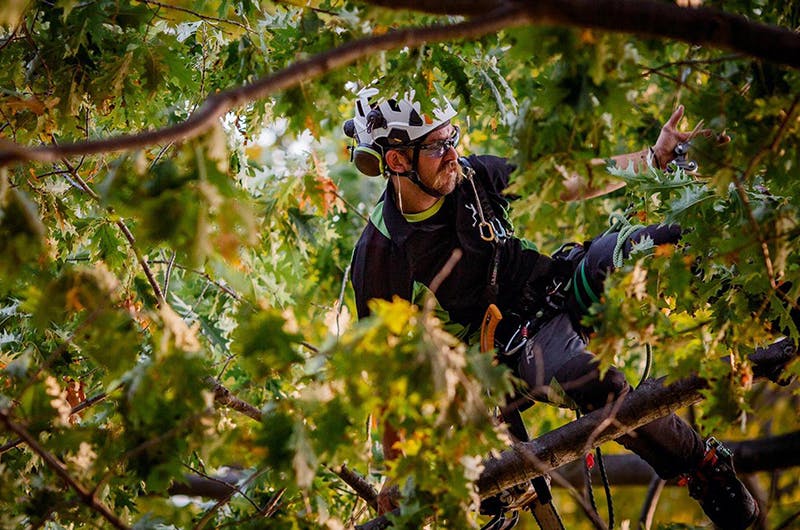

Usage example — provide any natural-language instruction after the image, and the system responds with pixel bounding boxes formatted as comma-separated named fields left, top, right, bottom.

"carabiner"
left=479, top=221, right=496, bottom=242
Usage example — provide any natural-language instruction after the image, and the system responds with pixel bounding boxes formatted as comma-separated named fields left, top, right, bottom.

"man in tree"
left=344, top=87, right=759, bottom=529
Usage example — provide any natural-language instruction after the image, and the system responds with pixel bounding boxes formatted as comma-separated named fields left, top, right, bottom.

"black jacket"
left=350, top=154, right=557, bottom=338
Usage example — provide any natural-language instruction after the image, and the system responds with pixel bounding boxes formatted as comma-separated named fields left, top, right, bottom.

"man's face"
left=413, top=123, right=462, bottom=196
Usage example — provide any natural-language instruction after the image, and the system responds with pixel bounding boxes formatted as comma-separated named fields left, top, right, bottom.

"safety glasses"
left=418, top=125, right=460, bottom=158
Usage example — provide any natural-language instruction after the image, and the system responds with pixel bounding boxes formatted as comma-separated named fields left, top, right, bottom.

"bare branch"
left=366, top=0, right=800, bottom=70
left=57, top=158, right=167, bottom=306
left=0, top=6, right=525, bottom=167
left=192, top=468, right=272, bottom=530
left=148, top=260, right=241, bottom=300
left=333, top=464, right=379, bottom=510
left=4, top=0, right=798, bottom=167
left=476, top=376, right=706, bottom=497
left=206, top=377, right=263, bottom=422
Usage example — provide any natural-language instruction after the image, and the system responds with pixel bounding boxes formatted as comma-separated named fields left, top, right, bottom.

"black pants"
left=516, top=313, right=703, bottom=479
left=517, top=224, right=704, bottom=479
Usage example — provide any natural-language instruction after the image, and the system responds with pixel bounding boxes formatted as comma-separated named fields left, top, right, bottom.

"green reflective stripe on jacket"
left=412, top=281, right=471, bottom=342
left=369, top=201, right=390, bottom=239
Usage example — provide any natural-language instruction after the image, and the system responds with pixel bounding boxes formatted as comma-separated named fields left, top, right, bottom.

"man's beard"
left=431, top=159, right=464, bottom=193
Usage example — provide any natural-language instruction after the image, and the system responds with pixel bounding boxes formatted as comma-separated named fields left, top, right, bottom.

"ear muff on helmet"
left=344, top=118, right=385, bottom=177
left=351, top=143, right=384, bottom=177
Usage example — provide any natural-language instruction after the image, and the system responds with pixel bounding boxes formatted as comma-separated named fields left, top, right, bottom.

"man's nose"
left=442, top=143, right=458, bottom=161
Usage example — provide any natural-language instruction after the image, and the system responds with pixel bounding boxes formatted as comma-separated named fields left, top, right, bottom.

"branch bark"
left=176, top=431, right=800, bottom=500
left=0, top=6, right=524, bottom=167
left=355, top=376, right=708, bottom=529
left=206, top=377, right=263, bottom=422
left=3, top=1, right=800, bottom=166
left=556, top=430, right=800, bottom=486
left=475, top=376, right=707, bottom=497
left=366, top=0, right=800, bottom=70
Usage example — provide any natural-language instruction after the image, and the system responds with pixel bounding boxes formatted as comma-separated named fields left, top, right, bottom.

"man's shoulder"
left=465, top=154, right=513, bottom=172
left=463, top=154, right=516, bottom=193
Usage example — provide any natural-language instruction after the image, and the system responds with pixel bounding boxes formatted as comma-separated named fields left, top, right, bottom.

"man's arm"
left=560, top=105, right=714, bottom=201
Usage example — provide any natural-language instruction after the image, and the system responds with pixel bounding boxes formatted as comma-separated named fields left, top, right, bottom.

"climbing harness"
left=460, top=157, right=513, bottom=304
left=480, top=304, right=566, bottom=530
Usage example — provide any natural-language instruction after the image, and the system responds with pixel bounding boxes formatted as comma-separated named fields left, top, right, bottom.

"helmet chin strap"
left=397, top=169, right=443, bottom=199
left=392, top=144, right=443, bottom=199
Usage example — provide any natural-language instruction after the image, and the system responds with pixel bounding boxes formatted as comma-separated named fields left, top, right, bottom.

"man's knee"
left=553, top=354, right=630, bottom=411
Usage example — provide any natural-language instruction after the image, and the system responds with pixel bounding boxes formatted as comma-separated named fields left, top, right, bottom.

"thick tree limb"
left=365, top=0, right=800, bottom=70
left=177, top=430, right=800, bottom=500
left=0, top=6, right=523, bottom=167
left=3, top=0, right=800, bottom=166
left=355, top=376, right=708, bottom=529
left=476, top=376, right=707, bottom=497
left=556, top=430, right=800, bottom=486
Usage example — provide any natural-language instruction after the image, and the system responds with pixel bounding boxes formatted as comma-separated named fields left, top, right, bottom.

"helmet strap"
left=390, top=144, right=443, bottom=199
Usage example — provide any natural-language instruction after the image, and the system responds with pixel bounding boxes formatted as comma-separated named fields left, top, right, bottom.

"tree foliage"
left=1, top=1, right=799, bottom=528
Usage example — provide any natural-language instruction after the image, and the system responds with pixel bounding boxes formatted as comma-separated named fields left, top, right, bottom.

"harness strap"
left=460, top=157, right=512, bottom=305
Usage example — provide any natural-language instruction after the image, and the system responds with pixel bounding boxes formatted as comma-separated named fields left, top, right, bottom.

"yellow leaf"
left=371, top=297, right=415, bottom=335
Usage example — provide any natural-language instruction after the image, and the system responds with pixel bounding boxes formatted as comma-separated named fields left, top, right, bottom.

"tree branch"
left=0, top=6, right=525, bottom=167
left=356, top=375, right=708, bottom=529
left=3, top=0, right=799, bottom=167
left=206, top=377, right=263, bottom=422
left=0, top=390, right=110, bottom=455
left=475, top=376, right=705, bottom=497
left=334, top=464, right=379, bottom=510
left=0, top=408, right=130, bottom=529
left=366, top=0, right=800, bottom=70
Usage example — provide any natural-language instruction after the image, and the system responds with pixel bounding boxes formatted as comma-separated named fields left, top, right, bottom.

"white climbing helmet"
left=343, top=87, right=457, bottom=176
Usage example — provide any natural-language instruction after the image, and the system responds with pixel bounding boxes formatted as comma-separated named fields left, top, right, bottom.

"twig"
left=163, top=251, right=177, bottom=299
left=0, top=408, right=130, bottom=529
left=58, top=157, right=166, bottom=306
left=731, top=95, right=800, bottom=289
left=147, top=260, right=241, bottom=300
left=206, top=377, right=263, bottom=422
left=775, top=509, right=800, bottom=530
left=134, top=0, right=251, bottom=33
left=92, top=408, right=213, bottom=497
left=0, top=390, right=111, bottom=455
left=193, top=468, right=271, bottom=530
left=638, top=477, right=665, bottom=530
left=334, top=263, right=351, bottom=339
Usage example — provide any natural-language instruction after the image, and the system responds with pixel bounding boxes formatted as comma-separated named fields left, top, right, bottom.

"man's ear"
left=385, top=149, right=411, bottom=173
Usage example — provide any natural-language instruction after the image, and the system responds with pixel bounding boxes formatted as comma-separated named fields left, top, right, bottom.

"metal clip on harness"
left=667, top=141, right=698, bottom=173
